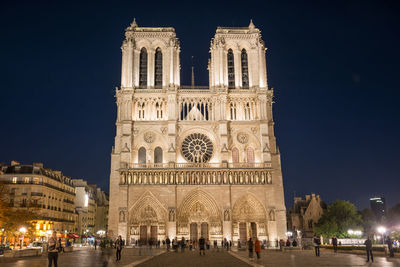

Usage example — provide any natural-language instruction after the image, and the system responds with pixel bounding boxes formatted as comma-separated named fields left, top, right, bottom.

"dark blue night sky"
left=1, top=0, right=399, bottom=210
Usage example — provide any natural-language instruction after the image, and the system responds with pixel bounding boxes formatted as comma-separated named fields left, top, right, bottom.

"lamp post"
left=19, top=227, right=27, bottom=249
left=0, top=228, right=4, bottom=245
left=377, top=226, right=386, bottom=245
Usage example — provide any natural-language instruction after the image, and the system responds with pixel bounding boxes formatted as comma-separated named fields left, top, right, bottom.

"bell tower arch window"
left=138, top=147, right=147, bottom=164
left=246, top=147, right=254, bottom=164
left=139, top=48, right=148, bottom=88
left=154, top=147, right=163, bottom=164
left=154, top=48, right=162, bottom=88
left=241, top=49, right=249, bottom=89
left=232, top=147, right=239, bottom=164
left=227, top=49, right=235, bottom=89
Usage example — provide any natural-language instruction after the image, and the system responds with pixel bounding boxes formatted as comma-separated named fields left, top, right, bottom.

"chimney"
left=33, top=162, right=44, bottom=168
left=11, top=160, right=20, bottom=166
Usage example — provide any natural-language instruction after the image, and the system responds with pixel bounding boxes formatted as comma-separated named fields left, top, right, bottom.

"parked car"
left=0, top=245, right=12, bottom=255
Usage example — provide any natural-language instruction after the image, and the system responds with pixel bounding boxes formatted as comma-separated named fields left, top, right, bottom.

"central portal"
left=201, top=222, right=209, bottom=239
left=190, top=223, right=198, bottom=241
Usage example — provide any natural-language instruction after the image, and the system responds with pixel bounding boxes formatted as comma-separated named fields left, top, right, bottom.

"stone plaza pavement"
left=232, top=249, right=400, bottom=267
left=0, top=247, right=399, bottom=267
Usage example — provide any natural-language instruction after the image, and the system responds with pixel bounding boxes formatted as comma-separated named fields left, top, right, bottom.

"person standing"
left=181, top=237, right=185, bottom=252
left=199, top=236, right=206, bottom=256
left=332, top=236, right=338, bottom=253
left=365, top=237, right=373, bottom=262
left=94, top=239, right=97, bottom=250
left=313, top=235, right=321, bottom=257
left=115, top=235, right=123, bottom=261
left=255, top=238, right=261, bottom=260
left=248, top=238, right=254, bottom=260
left=166, top=237, right=171, bottom=251
left=48, top=231, right=60, bottom=267
left=386, top=237, right=395, bottom=257
left=213, top=239, right=218, bottom=252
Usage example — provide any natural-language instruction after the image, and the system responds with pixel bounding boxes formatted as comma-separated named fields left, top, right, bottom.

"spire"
left=131, top=18, right=138, bottom=28
left=191, top=56, right=195, bottom=88
left=249, top=19, right=255, bottom=30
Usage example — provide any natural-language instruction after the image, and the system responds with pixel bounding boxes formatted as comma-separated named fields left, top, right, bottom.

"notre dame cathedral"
left=108, top=19, right=286, bottom=246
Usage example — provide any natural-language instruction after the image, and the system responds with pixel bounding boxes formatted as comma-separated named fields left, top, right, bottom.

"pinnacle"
left=249, top=19, right=255, bottom=29
left=131, top=18, right=138, bottom=28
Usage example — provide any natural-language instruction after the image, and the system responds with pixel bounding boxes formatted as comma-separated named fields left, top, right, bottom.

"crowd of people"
left=46, top=231, right=398, bottom=266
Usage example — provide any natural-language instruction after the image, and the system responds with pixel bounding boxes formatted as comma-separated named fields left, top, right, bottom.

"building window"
left=246, top=147, right=254, bottom=164
left=308, top=219, right=313, bottom=229
left=244, top=102, right=251, bottom=120
left=154, top=147, right=163, bottom=164
left=156, top=102, right=163, bottom=119
left=230, top=102, right=237, bottom=120
left=232, top=147, right=239, bottom=164
left=138, top=103, right=145, bottom=119
left=241, top=49, right=249, bottom=89
left=227, top=49, right=235, bottom=89
left=24, top=177, right=30, bottom=183
left=154, top=48, right=162, bottom=88
left=12, top=177, right=17, bottom=183
left=139, top=48, right=148, bottom=88
left=138, top=147, right=146, bottom=164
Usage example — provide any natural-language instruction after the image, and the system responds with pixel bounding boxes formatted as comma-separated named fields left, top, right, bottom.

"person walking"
left=248, top=237, right=254, bottom=260
left=94, top=239, right=97, bottom=250
left=365, top=237, right=373, bottom=262
left=199, top=236, right=206, bottom=256
left=166, top=237, right=171, bottom=251
left=48, top=231, right=60, bottom=267
left=115, top=235, right=123, bottom=261
left=213, top=239, right=218, bottom=252
left=332, top=236, right=338, bottom=253
left=255, top=238, right=261, bottom=260
left=313, top=235, right=321, bottom=257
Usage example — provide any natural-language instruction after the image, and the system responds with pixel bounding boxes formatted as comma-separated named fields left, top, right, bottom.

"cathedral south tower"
left=108, top=19, right=286, bottom=246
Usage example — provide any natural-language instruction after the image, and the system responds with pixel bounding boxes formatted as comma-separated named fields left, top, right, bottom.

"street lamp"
left=348, top=229, right=354, bottom=235
left=377, top=226, right=386, bottom=245
left=19, top=227, right=27, bottom=249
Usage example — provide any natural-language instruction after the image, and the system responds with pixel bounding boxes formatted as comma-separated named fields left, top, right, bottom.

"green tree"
left=0, top=182, right=38, bottom=246
left=387, top=203, right=400, bottom=226
left=315, top=200, right=362, bottom=239
left=359, top=208, right=377, bottom=235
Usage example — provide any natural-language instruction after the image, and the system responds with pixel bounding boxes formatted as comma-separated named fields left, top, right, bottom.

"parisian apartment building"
left=0, top=161, right=108, bottom=238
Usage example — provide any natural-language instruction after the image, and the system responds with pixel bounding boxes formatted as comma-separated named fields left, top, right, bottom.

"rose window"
left=181, top=133, right=213, bottom=163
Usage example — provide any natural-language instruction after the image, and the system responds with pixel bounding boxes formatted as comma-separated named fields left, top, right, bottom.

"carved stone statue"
left=119, top=211, right=126, bottom=222
left=269, top=209, right=276, bottom=221
left=169, top=209, right=176, bottom=222
left=224, top=209, right=230, bottom=221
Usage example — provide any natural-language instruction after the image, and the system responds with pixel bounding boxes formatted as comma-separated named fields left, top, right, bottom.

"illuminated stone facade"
left=108, top=19, right=286, bottom=246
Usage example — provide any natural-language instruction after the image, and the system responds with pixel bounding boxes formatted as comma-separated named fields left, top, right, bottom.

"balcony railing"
left=119, top=168, right=273, bottom=186
left=3, top=181, right=75, bottom=196
left=124, top=162, right=272, bottom=169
